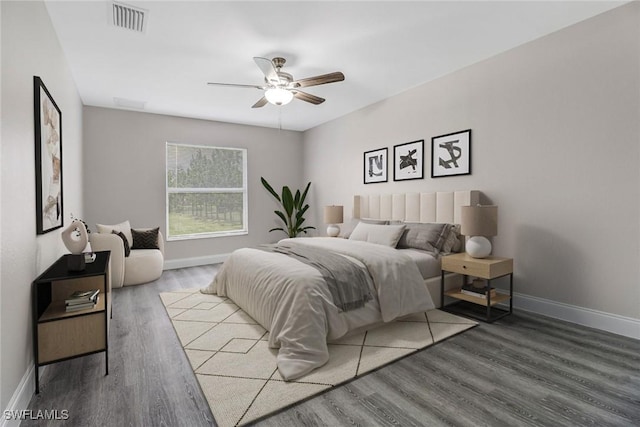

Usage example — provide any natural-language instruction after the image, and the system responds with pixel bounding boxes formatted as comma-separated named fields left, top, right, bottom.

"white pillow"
left=96, top=220, right=133, bottom=248
left=348, top=222, right=406, bottom=247
left=338, top=218, right=389, bottom=238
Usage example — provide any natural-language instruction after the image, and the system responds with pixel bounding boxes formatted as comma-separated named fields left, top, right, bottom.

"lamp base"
left=327, top=224, right=340, bottom=238
left=466, top=236, right=492, bottom=258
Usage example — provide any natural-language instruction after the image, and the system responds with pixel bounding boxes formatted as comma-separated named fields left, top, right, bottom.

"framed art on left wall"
left=34, top=76, right=63, bottom=234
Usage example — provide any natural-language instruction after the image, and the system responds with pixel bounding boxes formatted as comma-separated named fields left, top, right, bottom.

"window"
left=166, top=142, right=248, bottom=240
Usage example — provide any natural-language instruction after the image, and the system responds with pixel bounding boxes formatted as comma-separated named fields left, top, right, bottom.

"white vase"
left=61, top=220, right=89, bottom=255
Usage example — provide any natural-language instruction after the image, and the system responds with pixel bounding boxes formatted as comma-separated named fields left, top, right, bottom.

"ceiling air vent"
left=111, top=2, right=147, bottom=33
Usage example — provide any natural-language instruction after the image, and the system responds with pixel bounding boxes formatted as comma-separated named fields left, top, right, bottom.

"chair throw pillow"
left=96, top=220, right=133, bottom=248
left=111, top=230, right=131, bottom=257
left=132, top=227, right=160, bottom=250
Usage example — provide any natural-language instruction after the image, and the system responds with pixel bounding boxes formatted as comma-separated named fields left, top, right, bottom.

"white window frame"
left=166, top=142, right=248, bottom=241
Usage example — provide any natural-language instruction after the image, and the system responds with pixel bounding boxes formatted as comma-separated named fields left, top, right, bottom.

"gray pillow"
left=441, top=224, right=462, bottom=253
left=396, top=223, right=452, bottom=253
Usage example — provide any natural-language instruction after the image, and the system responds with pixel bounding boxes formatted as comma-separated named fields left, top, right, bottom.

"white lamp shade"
left=265, top=88, right=293, bottom=105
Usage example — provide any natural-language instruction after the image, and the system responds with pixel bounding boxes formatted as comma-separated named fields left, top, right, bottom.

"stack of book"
left=65, top=289, right=99, bottom=312
left=460, top=281, right=497, bottom=299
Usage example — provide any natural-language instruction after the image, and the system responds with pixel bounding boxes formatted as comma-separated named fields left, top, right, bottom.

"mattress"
left=398, top=248, right=441, bottom=279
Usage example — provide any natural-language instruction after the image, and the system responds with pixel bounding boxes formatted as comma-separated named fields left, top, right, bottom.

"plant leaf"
left=282, top=186, right=294, bottom=217
left=299, top=182, right=311, bottom=205
left=294, top=189, right=301, bottom=208
left=261, top=177, right=281, bottom=202
left=296, top=204, right=309, bottom=220
left=274, top=210, right=287, bottom=225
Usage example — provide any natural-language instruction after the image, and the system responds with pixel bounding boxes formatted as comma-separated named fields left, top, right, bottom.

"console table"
left=32, top=251, right=111, bottom=393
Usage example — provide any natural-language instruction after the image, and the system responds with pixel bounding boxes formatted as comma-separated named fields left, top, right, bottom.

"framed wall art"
left=431, top=129, right=471, bottom=178
left=363, top=147, right=388, bottom=184
left=393, top=139, right=424, bottom=181
left=34, top=76, right=63, bottom=234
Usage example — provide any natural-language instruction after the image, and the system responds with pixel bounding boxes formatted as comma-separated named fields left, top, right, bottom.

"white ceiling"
left=45, top=1, right=624, bottom=131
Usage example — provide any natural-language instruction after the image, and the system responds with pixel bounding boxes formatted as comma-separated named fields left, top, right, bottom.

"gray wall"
left=1, top=1, right=85, bottom=410
left=303, top=3, right=639, bottom=319
left=83, top=107, right=304, bottom=262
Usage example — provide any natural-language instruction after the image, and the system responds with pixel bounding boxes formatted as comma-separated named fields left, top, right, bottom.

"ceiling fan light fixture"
left=265, top=87, right=293, bottom=106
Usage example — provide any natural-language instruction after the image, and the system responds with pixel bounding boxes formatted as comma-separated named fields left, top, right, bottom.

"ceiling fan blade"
left=207, top=82, right=265, bottom=89
left=252, top=96, right=268, bottom=108
left=293, top=90, right=325, bottom=105
left=253, top=57, right=280, bottom=85
left=292, top=72, right=344, bottom=88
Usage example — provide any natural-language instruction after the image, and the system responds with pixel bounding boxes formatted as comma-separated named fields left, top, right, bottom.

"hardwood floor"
left=25, top=266, right=218, bottom=427
left=25, top=265, right=640, bottom=427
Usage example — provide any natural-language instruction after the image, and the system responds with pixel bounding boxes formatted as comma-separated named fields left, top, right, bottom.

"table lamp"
left=324, top=205, right=344, bottom=237
left=461, top=205, right=497, bottom=258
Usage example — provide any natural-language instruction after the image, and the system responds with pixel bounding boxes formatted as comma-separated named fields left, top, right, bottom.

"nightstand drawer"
left=441, top=254, right=513, bottom=279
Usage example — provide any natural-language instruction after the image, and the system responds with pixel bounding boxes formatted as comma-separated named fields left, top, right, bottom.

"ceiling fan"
left=207, top=57, right=345, bottom=108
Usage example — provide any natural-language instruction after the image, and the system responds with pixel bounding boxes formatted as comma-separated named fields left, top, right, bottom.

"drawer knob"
left=463, top=265, right=467, bottom=269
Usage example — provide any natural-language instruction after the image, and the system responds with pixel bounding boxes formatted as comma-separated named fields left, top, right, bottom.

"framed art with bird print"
left=393, top=140, right=424, bottom=181
left=363, top=147, right=388, bottom=184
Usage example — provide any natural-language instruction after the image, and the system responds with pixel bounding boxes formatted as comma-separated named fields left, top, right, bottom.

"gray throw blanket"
left=258, top=242, right=373, bottom=312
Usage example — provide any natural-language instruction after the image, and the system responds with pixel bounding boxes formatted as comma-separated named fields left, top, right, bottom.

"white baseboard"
left=1, top=363, right=42, bottom=427
left=507, top=292, right=640, bottom=340
left=162, top=258, right=640, bottom=340
left=163, top=253, right=230, bottom=270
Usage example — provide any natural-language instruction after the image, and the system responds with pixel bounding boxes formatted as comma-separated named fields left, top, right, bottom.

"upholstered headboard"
left=353, top=191, right=480, bottom=224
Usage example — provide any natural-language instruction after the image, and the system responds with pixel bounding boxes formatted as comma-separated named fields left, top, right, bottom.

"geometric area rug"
left=160, top=288, right=477, bottom=427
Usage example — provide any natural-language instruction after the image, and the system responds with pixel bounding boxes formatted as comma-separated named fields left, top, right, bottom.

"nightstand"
left=440, top=253, right=513, bottom=322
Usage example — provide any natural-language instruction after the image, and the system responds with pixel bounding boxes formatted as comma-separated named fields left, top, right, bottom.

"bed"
left=202, top=190, right=480, bottom=380
left=353, top=191, right=480, bottom=302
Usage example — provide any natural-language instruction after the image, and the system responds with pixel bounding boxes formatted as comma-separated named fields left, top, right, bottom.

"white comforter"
left=202, top=237, right=434, bottom=380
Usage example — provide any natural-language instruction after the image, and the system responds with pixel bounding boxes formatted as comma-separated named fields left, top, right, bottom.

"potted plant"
left=261, top=177, right=316, bottom=238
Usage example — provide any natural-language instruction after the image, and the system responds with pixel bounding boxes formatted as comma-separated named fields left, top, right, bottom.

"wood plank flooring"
left=25, top=265, right=640, bottom=427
